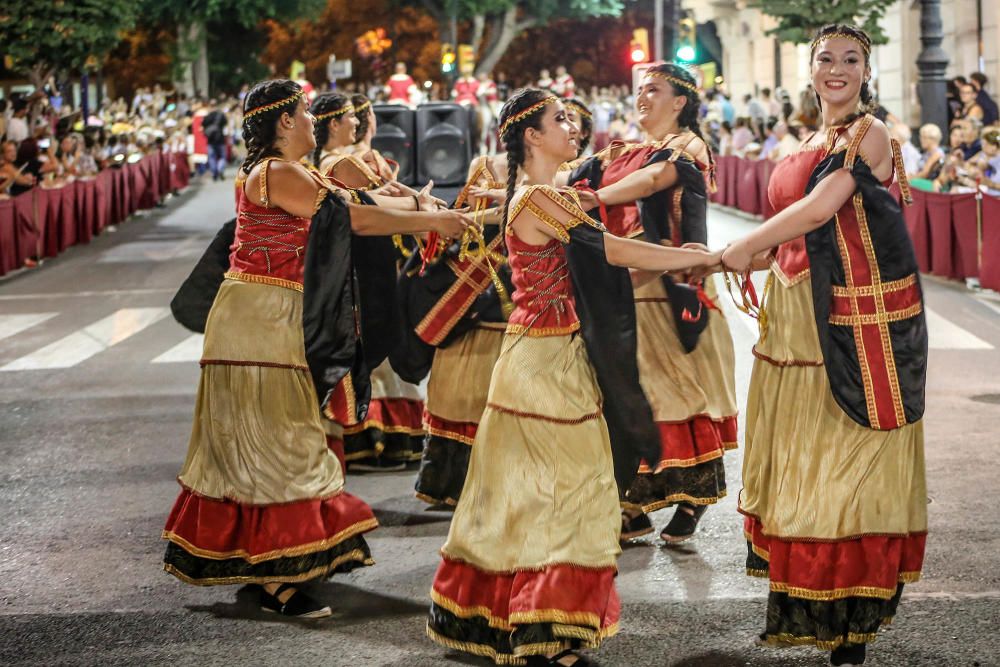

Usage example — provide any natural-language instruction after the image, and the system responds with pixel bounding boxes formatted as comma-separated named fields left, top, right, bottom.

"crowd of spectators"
left=0, top=82, right=234, bottom=200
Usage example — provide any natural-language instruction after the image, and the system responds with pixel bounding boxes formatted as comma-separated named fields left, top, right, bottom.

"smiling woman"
left=721, top=24, right=928, bottom=667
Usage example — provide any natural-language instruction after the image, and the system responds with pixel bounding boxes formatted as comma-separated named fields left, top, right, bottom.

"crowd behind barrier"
left=0, top=151, right=190, bottom=277
left=711, top=154, right=1000, bottom=292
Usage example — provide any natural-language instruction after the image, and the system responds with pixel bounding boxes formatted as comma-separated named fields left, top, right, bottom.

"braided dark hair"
left=351, top=94, right=372, bottom=145
left=810, top=23, right=877, bottom=126
left=646, top=63, right=715, bottom=180
left=240, top=79, right=302, bottom=175
left=564, top=97, right=593, bottom=156
left=498, top=87, right=556, bottom=236
left=309, top=92, right=352, bottom=166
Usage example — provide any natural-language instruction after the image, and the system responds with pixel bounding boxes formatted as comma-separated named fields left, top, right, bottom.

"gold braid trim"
left=769, top=581, right=906, bottom=601
left=890, top=138, right=914, bottom=204
left=223, top=271, right=304, bottom=292
left=425, top=625, right=528, bottom=665
left=762, top=629, right=885, bottom=651
left=810, top=32, right=871, bottom=57
left=164, top=551, right=374, bottom=586
left=342, top=419, right=424, bottom=436
left=161, top=517, right=379, bottom=563
left=315, top=103, right=355, bottom=121
left=415, top=491, right=459, bottom=507
left=638, top=490, right=727, bottom=514
left=646, top=70, right=698, bottom=92
left=353, top=100, right=371, bottom=115
left=244, top=90, right=304, bottom=119
left=564, top=100, right=592, bottom=119
left=431, top=588, right=514, bottom=630
left=499, top=96, right=557, bottom=139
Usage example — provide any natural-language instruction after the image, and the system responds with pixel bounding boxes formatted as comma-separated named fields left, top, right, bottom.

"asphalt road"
left=1, top=176, right=999, bottom=667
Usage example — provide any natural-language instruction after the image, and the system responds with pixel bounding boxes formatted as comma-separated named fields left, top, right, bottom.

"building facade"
left=694, top=0, right=1000, bottom=127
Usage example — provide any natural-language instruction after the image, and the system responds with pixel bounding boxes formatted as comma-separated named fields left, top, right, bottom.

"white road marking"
left=0, top=307, right=170, bottom=371
left=0, top=289, right=175, bottom=301
left=0, top=313, right=58, bottom=342
left=926, top=308, right=993, bottom=350
left=152, top=334, right=204, bottom=363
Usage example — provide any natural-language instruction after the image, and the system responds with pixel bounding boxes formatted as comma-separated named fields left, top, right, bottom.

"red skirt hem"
left=431, top=557, right=620, bottom=631
left=344, top=397, right=424, bottom=435
left=744, top=514, right=926, bottom=599
left=640, top=414, right=738, bottom=472
left=162, top=486, right=377, bottom=563
left=423, top=410, right=479, bottom=446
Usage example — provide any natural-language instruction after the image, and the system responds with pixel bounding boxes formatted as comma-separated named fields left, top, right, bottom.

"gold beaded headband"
left=565, top=101, right=592, bottom=120
left=354, top=100, right=371, bottom=115
left=811, top=32, right=871, bottom=57
left=499, top=96, right=557, bottom=139
left=646, top=71, right=698, bottom=93
left=315, top=103, right=355, bottom=121
left=244, top=90, right=304, bottom=119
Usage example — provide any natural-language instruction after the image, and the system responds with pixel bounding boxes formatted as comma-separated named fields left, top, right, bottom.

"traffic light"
left=676, top=17, right=696, bottom=63
left=630, top=28, right=649, bottom=64
left=441, top=44, right=456, bottom=74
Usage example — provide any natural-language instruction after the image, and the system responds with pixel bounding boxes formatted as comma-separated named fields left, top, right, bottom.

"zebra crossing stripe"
left=0, top=307, right=170, bottom=371
left=0, top=313, right=58, bottom=342
left=152, top=334, right=204, bottom=363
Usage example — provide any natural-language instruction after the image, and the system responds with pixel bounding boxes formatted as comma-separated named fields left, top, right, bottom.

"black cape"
left=569, top=146, right=710, bottom=352
left=804, top=150, right=927, bottom=429
left=565, top=222, right=661, bottom=495
left=170, top=191, right=398, bottom=422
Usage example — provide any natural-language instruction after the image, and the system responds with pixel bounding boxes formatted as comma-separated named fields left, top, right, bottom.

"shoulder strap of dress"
left=510, top=185, right=597, bottom=243
left=258, top=157, right=280, bottom=206
left=844, top=115, right=874, bottom=169
left=890, top=138, right=914, bottom=205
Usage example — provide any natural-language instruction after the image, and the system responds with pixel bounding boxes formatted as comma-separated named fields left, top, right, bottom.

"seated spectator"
left=956, top=82, right=985, bottom=123
left=952, top=118, right=982, bottom=160
left=731, top=117, right=754, bottom=156
left=970, top=73, right=999, bottom=126
left=0, top=141, right=36, bottom=196
left=56, top=134, right=82, bottom=178
left=769, top=122, right=800, bottom=162
left=965, top=126, right=1000, bottom=196
left=891, top=124, right=922, bottom=176
left=717, top=121, right=733, bottom=157
left=795, top=85, right=820, bottom=131
left=911, top=123, right=945, bottom=185
left=6, top=99, right=30, bottom=143
left=11, top=138, right=57, bottom=196
left=759, top=118, right=779, bottom=159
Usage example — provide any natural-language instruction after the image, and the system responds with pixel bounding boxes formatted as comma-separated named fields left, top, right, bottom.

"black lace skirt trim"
left=415, top=433, right=472, bottom=506
left=746, top=542, right=905, bottom=650
left=626, top=456, right=727, bottom=512
left=344, top=428, right=423, bottom=467
left=163, top=533, right=373, bottom=586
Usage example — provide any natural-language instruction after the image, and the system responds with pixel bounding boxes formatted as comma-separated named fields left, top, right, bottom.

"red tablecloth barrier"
left=981, top=196, right=1000, bottom=291
left=0, top=152, right=188, bottom=277
left=736, top=162, right=760, bottom=215
left=711, top=155, right=1000, bottom=286
left=0, top=199, right=16, bottom=275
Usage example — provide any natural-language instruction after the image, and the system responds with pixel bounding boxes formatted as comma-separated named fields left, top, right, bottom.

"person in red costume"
left=452, top=72, right=480, bottom=106
left=426, top=87, right=721, bottom=667
left=721, top=24, right=928, bottom=667
left=161, top=79, right=470, bottom=619
left=385, top=62, right=417, bottom=105
left=553, top=65, right=576, bottom=98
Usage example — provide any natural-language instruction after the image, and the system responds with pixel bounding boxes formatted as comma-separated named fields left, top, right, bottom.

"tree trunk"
left=471, top=14, right=485, bottom=56
left=475, top=7, right=533, bottom=77
left=176, top=21, right=209, bottom=98
left=28, top=63, right=53, bottom=91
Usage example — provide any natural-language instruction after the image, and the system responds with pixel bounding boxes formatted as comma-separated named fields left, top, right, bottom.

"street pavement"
left=1, top=176, right=999, bottom=667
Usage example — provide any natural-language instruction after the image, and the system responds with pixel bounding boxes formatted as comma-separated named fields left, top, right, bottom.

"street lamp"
left=916, top=0, right=949, bottom=134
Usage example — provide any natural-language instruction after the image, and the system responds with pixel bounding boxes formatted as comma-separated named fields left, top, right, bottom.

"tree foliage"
left=413, top=0, right=624, bottom=75
left=750, top=0, right=897, bottom=46
left=0, top=0, right=139, bottom=85
left=141, top=0, right=325, bottom=28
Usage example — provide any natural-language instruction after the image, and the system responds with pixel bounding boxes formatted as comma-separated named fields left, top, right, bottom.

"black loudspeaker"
left=416, top=102, right=471, bottom=186
left=372, top=105, right=416, bottom=185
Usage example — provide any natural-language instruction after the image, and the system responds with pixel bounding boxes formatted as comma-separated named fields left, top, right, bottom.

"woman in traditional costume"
left=310, top=92, right=428, bottom=470
left=426, top=88, right=721, bottom=666
left=571, top=63, right=738, bottom=544
left=350, top=93, right=400, bottom=183
left=720, top=25, right=928, bottom=666
left=161, top=79, right=470, bottom=618
left=410, top=155, right=511, bottom=507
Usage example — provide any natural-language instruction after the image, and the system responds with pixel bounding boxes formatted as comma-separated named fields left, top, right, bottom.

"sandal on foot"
left=621, top=511, right=654, bottom=541
left=528, top=649, right=598, bottom=666
left=260, top=583, right=332, bottom=618
left=831, top=643, right=866, bottom=666
left=660, top=502, right=707, bottom=544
